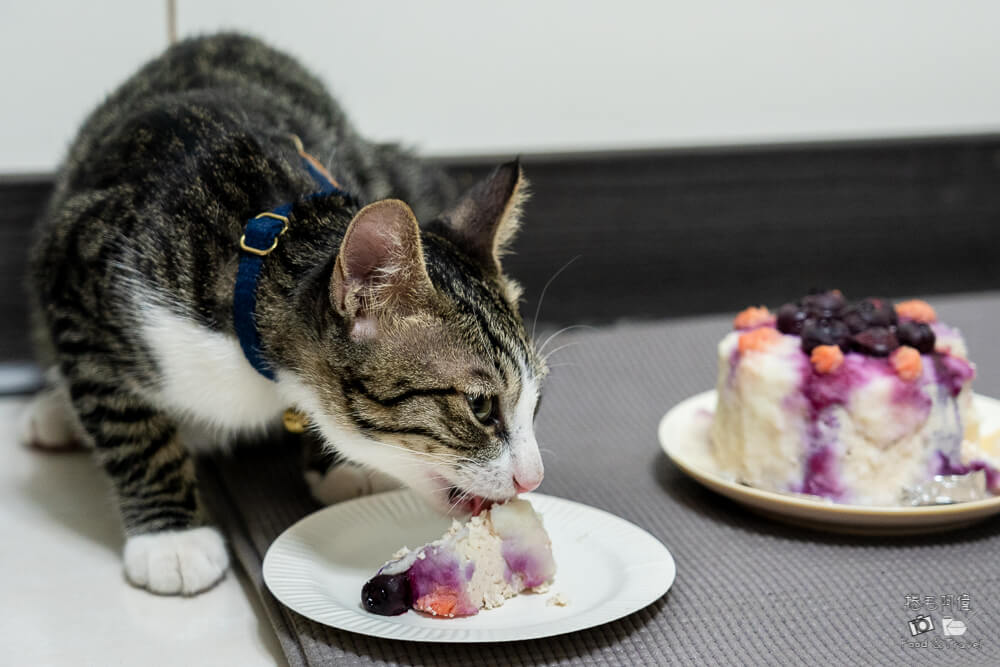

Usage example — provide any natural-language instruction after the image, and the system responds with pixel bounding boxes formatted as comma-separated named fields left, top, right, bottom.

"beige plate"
left=658, top=390, right=1000, bottom=536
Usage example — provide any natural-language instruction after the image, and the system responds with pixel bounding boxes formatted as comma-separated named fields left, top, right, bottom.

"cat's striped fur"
left=26, top=34, right=546, bottom=594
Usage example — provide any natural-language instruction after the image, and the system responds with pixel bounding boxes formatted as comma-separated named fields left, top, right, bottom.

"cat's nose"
left=513, top=474, right=541, bottom=494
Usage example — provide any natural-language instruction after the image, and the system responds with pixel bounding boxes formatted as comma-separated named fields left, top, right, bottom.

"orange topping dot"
left=738, top=327, right=781, bottom=353
left=810, top=345, right=844, bottom=374
left=419, top=592, right=459, bottom=617
left=895, top=299, right=937, bottom=323
left=891, top=346, right=923, bottom=382
left=733, top=306, right=774, bottom=330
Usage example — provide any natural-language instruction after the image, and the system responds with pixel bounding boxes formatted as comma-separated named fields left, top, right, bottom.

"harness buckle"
left=239, top=212, right=289, bottom=256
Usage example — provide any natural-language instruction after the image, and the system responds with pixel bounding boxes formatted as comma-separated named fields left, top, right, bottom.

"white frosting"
left=710, top=331, right=806, bottom=492
left=454, top=511, right=522, bottom=609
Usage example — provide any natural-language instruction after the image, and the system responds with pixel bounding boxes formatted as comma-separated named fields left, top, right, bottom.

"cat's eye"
left=465, top=394, right=497, bottom=425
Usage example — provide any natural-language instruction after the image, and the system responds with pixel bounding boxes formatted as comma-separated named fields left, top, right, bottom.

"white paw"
left=18, top=385, right=88, bottom=450
left=123, top=526, right=229, bottom=595
left=305, top=463, right=401, bottom=505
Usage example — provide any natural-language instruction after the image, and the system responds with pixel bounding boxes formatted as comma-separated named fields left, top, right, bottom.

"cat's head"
left=287, top=161, right=547, bottom=514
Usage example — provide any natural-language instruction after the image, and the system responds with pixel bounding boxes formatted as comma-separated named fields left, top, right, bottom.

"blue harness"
left=233, top=137, right=352, bottom=381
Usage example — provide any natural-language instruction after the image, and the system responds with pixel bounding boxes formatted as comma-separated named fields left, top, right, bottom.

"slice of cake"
left=361, top=498, right=556, bottom=617
left=710, top=291, right=999, bottom=506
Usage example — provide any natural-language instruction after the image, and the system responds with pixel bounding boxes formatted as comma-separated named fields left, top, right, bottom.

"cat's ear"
left=331, top=199, right=433, bottom=340
left=436, top=160, right=528, bottom=272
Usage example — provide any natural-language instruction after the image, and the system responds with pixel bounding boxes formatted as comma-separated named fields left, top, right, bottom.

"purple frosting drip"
left=934, top=451, right=1000, bottom=492
left=405, top=546, right=476, bottom=615
left=801, top=446, right=841, bottom=497
left=793, top=351, right=940, bottom=500
left=727, top=347, right=741, bottom=388
left=500, top=542, right=548, bottom=588
left=932, top=354, right=975, bottom=398
left=800, top=354, right=923, bottom=415
left=793, top=355, right=873, bottom=499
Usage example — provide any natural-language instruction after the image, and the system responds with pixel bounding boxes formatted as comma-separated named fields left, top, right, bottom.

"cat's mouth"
left=424, top=472, right=503, bottom=516
left=446, top=486, right=495, bottom=516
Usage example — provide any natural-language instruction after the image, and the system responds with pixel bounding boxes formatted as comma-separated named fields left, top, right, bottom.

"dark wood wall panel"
left=3, top=135, right=999, bottom=363
left=0, top=179, right=50, bottom=362
left=443, top=136, right=1000, bottom=328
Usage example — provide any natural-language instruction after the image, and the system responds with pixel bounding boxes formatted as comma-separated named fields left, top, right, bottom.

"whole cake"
left=710, top=291, right=999, bottom=505
left=362, top=498, right=556, bottom=617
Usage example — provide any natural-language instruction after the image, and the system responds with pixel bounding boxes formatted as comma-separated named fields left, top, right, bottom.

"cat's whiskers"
left=541, top=341, right=582, bottom=364
left=446, top=490, right=464, bottom=513
left=386, top=458, right=476, bottom=478
left=372, top=461, right=461, bottom=477
left=538, top=446, right=559, bottom=460
left=368, top=437, right=466, bottom=460
left=536, top=324, right=594, bottom=361
left=447, top=486, right=476, bottom=514
left=530, top=255, right=581, bottom=343
left=363, top=437, right=468, bottom=465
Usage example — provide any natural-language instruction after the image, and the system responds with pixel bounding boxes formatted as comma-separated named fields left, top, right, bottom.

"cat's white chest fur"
left=142, top=304, right=285, bottom=433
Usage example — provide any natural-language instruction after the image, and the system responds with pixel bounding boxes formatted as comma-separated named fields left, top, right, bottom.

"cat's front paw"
left=305, top=462, right=400, bottom=505
left=123, top=526, right=229, bottom=595
left=18, top=386, right=88, bottom=451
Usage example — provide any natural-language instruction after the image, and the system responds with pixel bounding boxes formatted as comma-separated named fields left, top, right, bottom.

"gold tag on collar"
left=282, top=408, right=310, bottom=434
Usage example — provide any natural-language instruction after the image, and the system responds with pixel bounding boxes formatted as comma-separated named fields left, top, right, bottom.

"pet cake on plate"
left=362, top=498, right=556, bottom=617
left=710, top=291, right=1000, bottom=506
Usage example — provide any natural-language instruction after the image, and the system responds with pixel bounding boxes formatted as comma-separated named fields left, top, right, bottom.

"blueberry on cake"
left=362, top=499, right=556, bottom=617
left=710, top=291, right=999, bottom=505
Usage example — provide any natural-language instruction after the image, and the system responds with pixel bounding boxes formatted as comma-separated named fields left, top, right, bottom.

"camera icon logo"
left=908, top=615, right=935, bottom=636
left=942, top=617, right=967, bottom=636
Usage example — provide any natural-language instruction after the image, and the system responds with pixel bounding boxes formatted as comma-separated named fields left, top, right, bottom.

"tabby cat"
left=22, top=34, right=546, bottom=595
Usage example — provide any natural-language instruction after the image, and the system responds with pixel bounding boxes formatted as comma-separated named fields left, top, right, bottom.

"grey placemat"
left=202, top=291, right=1000, bottom=666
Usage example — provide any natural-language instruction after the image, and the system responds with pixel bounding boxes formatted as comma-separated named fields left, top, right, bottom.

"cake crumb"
left=532, top=582, right=550, bottom=594
left=547, top=592, right=569, bottom=607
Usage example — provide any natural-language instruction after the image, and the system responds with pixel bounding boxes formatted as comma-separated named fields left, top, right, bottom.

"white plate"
left=658, top=390, right=1000, bottom=535
left=263, top=490, right=675, bottom=642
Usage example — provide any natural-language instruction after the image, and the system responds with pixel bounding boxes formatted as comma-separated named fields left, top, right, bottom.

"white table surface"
left=0, top=397, right=286, bottom=666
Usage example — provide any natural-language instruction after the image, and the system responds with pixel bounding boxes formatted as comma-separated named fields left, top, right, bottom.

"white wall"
left=2, top=1, right=1000, bottom=173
